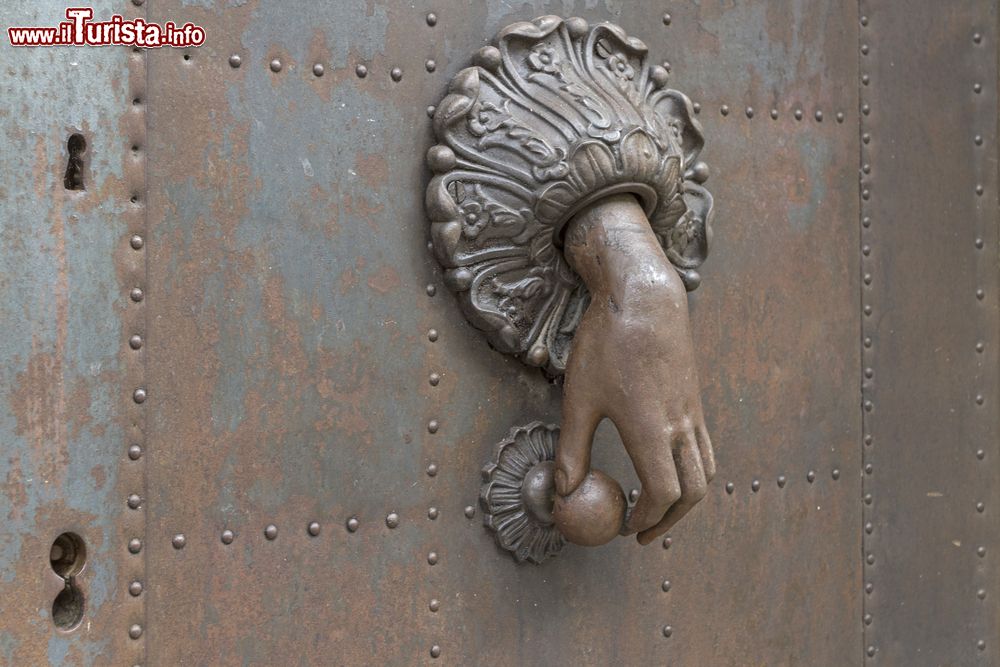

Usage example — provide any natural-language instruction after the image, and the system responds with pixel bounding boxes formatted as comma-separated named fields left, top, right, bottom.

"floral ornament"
left=595, top=39, right=635, bottom=81
left=527, top=43, right=561, bottom=75
left=426, top=16, right=714, bottom=375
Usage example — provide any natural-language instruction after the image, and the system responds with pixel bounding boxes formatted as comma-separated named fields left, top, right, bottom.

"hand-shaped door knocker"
left=426, top=16, right=715, bottom=563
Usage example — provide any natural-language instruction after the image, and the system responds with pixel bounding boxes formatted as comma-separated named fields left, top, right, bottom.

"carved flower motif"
left=459, top=200, right=489, bottom=238
left=527, top=44, right=561, bottom=75
left=467, top=102, right=507, bottom=137
left=606, top=53, right=635, bottom=81
left=668, top=211, right=699, bottom=254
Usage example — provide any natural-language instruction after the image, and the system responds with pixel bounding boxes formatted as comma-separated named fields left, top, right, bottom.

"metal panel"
left=143, top=1, right=861, bottom=664
left=860, top=1, right=1000, bottom=662
left=0, top=1, right=146, bottom=664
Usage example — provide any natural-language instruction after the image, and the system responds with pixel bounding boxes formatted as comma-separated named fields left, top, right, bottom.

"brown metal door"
left=1, top=1, right=997, bottom=665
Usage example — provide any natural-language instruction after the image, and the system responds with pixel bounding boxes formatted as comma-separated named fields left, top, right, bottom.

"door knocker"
left=426, top=16, right=715, bottom=563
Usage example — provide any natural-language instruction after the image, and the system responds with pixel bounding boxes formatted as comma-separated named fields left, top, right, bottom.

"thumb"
left=554, top=397, right=599, bottom=497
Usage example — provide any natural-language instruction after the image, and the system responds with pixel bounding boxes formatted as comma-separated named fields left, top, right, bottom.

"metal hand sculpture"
left=426, top=16, right=714, bottom=563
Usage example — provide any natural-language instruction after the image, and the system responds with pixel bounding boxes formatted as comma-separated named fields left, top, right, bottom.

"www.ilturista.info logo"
left=7, top=7, right=205, bottom=47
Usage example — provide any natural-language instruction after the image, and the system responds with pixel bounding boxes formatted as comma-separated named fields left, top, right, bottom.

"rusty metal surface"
left=860, top=1, right=1000, bottom=663
left=142, top=1, right=860, bottom=665
left=0, top=1, right=146, bottom=664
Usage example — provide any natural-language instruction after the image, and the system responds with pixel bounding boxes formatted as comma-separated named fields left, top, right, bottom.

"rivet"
left=129, top=334, right=143, bottom=350
left=865, top=522, right=873, bottom=534
left=862, top=188, right=870, bottom=201
left=865, top=434, right=872, bottom=446
left=386, top=512, right=400, bottom=529
left=976, top=341, right=985, bottom=353
left=974, top=32, right=983, bottom=44
left=426, top=105, right=436, bottom=118
left=391, top=67, right=403, bottom=82
left=428, top=329, right=439, bottom=342
left=425, top=60, right=436, bottom=73
left=129, top=624, right=143, bottom=640
left=430, top=645, right=441, bottom=659
left=128, top=538, right=142, bottom=554
left=429, top=599, right=440, bottom=612
left=862, top=74, right=870, bottom=85
left=863, top=613, right=872, bottom=625
left=428, top=419, right=439, bottom=434
left=836, top=111, right=844, bottom=123
left=309, top=63, right=324, bottom=77
left=427, top=551, right=438, bottom=565
left=807, top=470, right=816, bottom=483
left=128, top=444, right=142, bottom=460
left=692, top=102, right=701, bottom=114
left=976, top=502, right=985, bottom=513
left=661, top=580, right=671, bottom=592
left=130, top=235, right=144, bottom=250
left=770, top=108, right=778, bottom=120
left=720, top=104, right=729, bottom=116
left=347, top=517, right=359, bottom=532
left=133, top=388, right=146, bottom=404
left=794, top=109, right=803, bottom=121
left=864, top=337, right=873, bottom=348
left=832, top=468, right=840, bottom=480
left=978, top=640, right=986, bottom=651
left=355, top=64, right=368, bottom=78
left=866, top=646, right=876, bottom=657
left=629, top=488, right=640, bottom=503
left=464, top=505, right=475, bottom=519
left=977, top=546, right=986, bottom=557
left=172, top=534, right=185, bottom=549
left=976, top=288, right=985, bottom=300
left=662, top=536, right=672, bottom=549
left=428, top=507, right=438, bottom=520
left=308, top=521, right=321, bottom=537
left=978, top=588, right=987, bottom=600
left=815, top=110, right=823, bottom=122
left=429, top=373, right=440, bottom=386
left=221, top=529, right=234, bottom=544
left=862, top=133, right=871, bottom=144
left=426, top=284, right=437, bottom=297
left=129, top=580, right=143, bottom=596
left=865, top=367, right=874, bottom=378
left=264, top=524, right=278, bottom=540
left=977, top=449, right=985, bottom=460
left=228, top=54, right=242, bottom=68
left=976, top=237, right=985, bottom=249
left=864, top=274, right=873, bottom=285
left=130, top=287, right=144, bottom=302
left=862, top=103, right=871, bottom=115
left=975, top=134, right=984, bottom=145
left=427, top=463, right=438, bottom=477
left=864, top=399, right=873, bottom=411
left=127, top=494, right=142, bottom=509
left=974, top=83, right=982, bottom=94
left=662, top=13, right=672, bottom=25
left=860, top=15, right=868, bottom=26
left=269, top=59, right=282, bottom=73
left=976, top=394, right=985, bottom=404
left=725, top=482, right=734, bottom=494
left=745, top=106, right=754, bottom=119
left=861, top=44, right=869, bottom=55
left=751, top=479, right=760, bottom=492
left=863, top=216, right=871, bottom=228
left=777, top=475, right=786, bottom=488
left=662, top=625, right=673, bottom=638
left=865, top=582, right=874, bottom=594
left=426, top=12, right=438, bottom=26
left=866, top=553, right=875, bottom=565
left=976, top=184, right=984, bottom=196
left=862, top=163, right=871, bottom=174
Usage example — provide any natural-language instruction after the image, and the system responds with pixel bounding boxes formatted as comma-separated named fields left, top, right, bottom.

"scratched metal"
left=141, top=1, right=861, bottom=665
left=0, top=1, right=142, bottom=665
left=861, top=1, right=1000, bottom=663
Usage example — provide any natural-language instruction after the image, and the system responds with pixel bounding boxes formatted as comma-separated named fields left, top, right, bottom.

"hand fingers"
left=554, top=387, right=601, bottom=497
left=637, top=430, right=708, bottom=545
left=614, top=415, right=682, bottom=534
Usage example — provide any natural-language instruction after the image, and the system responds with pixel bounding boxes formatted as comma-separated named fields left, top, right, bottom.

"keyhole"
left=63, top=133, right=86, bottom=191
left=49, top=532, right=86, bottom=631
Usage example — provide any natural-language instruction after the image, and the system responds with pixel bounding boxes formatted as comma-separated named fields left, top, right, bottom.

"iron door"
left=1, top=1, right=997, bottom=665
